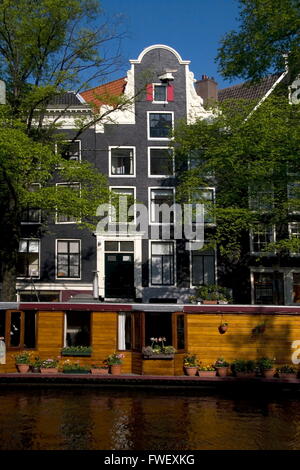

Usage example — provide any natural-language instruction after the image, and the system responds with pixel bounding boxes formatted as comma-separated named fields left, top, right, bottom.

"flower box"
left=143, top=354, right=174, bottom=360
left=198, top=370, right=216, bottom=377
left=40, top=368, right=58, bottom=374
left=91, top=368, right=109, bottom=375
left=61, top=351, right=91, bottom=357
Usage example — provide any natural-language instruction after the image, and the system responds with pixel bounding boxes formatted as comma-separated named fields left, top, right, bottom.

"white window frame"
left=109, top=186, right=136, bottom=224
left=250, top=225, right=276, bottom=255
left=55, top=239, right=81, bottom=281
left=17, top=238, right=41, bottom=280
left=193, top=187, right=216, bottom=225
left=55, top=140, right=81, bottom=162
left=287, top=181, right=300, bottom=214
left=109, top=146, right=136, bottom=178
left=288, top=222, right=300, bottom=256
left=147, top=111, right=174, bottom=141
left=148, top=187, right=176, bottom=225
left=21, top=183, right=42, bottom=225
left=148, top=147, right=175, bottom=178
left=152, top=83, right=168, bottom=104
left=149, top=239, right=176, bottom=287
left=55, top=182, right=81, bottom=224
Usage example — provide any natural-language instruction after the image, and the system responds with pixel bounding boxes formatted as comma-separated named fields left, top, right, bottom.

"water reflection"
left=0, top=389, right=299, bottom=450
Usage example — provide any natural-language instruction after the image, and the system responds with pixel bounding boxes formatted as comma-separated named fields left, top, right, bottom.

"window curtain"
left=118, top=313, right=126, bottom=350
left=0, top=339, right=6, bottom=364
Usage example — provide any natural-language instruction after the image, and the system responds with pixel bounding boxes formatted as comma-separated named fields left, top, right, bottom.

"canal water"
left=0, top=387, right=299, bottom=450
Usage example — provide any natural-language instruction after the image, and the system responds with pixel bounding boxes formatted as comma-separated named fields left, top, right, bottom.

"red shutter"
left=167, top=84, right=174, bottom=101
left=146, top=84, right=153, bottom=101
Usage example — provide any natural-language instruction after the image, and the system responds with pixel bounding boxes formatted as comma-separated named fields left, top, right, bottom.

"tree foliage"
left=216, top=0, right=300, bottom=81
left=174, top=96, right=300, bottom=262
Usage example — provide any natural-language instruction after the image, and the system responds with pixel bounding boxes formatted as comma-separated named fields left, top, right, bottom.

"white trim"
left=108, top=146, right=136, bottom=178
left=109, top=186, right=136, bottom=223
left=148, top=186, right=175, bottom=225
left=147, top=111, right=174, bottom=141
left=152, top=83, right=168, bottom=104
left=250, top=225, right=276, bottom=256
left=147, top=147, right=175, bottom=178
left=55, top=239, right=81, bottom=281
left=94, top=232, right=143, bottom=299
left=17, top=238, right=41, bottom=280
left=288, top=222, right=300, bottom=256
left=55, top=139, right=81, bottom=162
left=149, top=239, right=176, bottom=287
left=250, top=267, right=300, bottom=305
left=130, top=44, right=190, bottom=65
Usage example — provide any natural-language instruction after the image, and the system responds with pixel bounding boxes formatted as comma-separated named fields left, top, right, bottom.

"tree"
left=173, top=95, right=300, bottom=299
left=216, top=0, right=300, bottom=81
left=0, top=1, right=131, bottom=300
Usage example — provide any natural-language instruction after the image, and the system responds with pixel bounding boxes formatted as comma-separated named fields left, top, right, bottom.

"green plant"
left=252, top=322, right=266, bottom=335
left=193, top=284, right=232, bottom=302
left=231, top=359, right=255, bottom=373
left=62, top=362, right=89, bottom=372
left=142, top=337, right=176, bottom=356
left=40, top=358, right=59, bottom=369
left=198, top=364, right=215, bottom=371
left=30, top=356, right=42, bottom=367
left=183, top=353, right=199, bottom=367
left=61, top=346, right=92, bottom=354
left=277, top=364, right=296, bottom=374
left=106, top=352, right=125, bottom=365
left=256, top=357, right=275, bottom=371
left=91, top=363, right=109, bottom=370
left=14, top=351, right=32, bottom=364
left=215, top=357, right=230, bottom=368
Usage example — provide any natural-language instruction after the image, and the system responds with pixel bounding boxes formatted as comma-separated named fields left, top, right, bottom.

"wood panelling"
left=142, top=358, right=175, bottom=376
left=38, top=311, right=64, bottom=358
left=187, top=313, right=300, bottom=365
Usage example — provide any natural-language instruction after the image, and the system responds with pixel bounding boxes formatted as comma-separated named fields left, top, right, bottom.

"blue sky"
left=101, top=0, right=241, bottom=89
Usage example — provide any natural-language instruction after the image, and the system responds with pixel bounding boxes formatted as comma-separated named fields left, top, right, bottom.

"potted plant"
left=90, top=363, right=109, bottom=375
left=61, top=346, right=92, bottom=357
left=218, top=322, right=229, bottom=334
left=256, top=357, right=276, bottom=378
left=231, top=359, right=256, bottom=378
left=14, top=351, right=32, bottom=373
left=214, top=357, right=230, bottom=377
left=183, top=353, right=199, bottom=376
left=191, top=284, right=231, bottom=305
left=198, top=364, right=217, bottom=377
left=30, top=356, right=42, bottom=373
left=106, top=352, right=125, bottom=375
left=61, top=360, right=90, bottom=374
left=277, top=364, right=298, bottom=379
left=142, top=337, right=176, bottom=359
left=40, top=358, right=59, bottom=374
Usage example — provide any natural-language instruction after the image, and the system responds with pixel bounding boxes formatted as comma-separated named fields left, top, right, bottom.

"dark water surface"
left=0, top=387, right=299, bottom=450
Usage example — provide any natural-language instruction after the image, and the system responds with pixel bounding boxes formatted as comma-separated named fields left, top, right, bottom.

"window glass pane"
left=0, top=311, right=5, bottom=338
left=66, top=312, right=91, bottom=347
left=19, top=240, right=28, bottom=252
left=28, top=240, right=39, bottom=253
left=120, top=241, right=134, bottom=252
left=152, top=242, right=172, bottom=255
left=149, top=113, right=173, bottom=138
left=10, top=312, right=21, bottom=347
left=151, top=257, right=162, bottom=284
left=24, top=311, right=36, bottom=349
left=176, top=315, right=185, bottom=350
left=111, top=148, right=134, bottom=175
left=154, top=85, right=167, bottom=101
left=57, top=242, right=68, bottom=253
left=69, top=242, right=79, bottom=253
left=293, top=273, right=300, bottom=303
left=105, top=241, right=118, bottom=251
left=150, top=148, right=173, bottom=175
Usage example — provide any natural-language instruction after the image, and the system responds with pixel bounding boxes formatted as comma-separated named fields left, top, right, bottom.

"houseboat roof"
left=1, top=302, right=300, bottom=315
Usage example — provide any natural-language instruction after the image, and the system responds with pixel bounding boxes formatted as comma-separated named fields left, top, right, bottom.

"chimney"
left=195, top=75, right=218, bottom=106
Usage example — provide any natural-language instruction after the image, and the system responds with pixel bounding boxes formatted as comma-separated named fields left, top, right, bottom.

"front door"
left=105, top=253, right=135, bottom=298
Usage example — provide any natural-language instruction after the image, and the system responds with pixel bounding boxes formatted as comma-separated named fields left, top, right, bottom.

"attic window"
left=147, top=84, right=174, bottom=103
